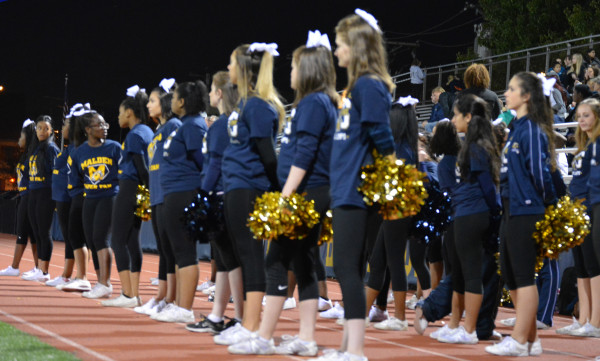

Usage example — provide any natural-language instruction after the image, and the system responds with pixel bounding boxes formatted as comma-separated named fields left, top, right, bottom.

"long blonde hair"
left=335, top=14, right=395, bottom=93
left=233, top=44, right=285, bottom=126
left=575, top=98, right=600, bottom=151
left=292, top=45, right=339, bottom=107
left=570, top=53, right=584, bottom=77
left=212, top=71, right=238, bottom=116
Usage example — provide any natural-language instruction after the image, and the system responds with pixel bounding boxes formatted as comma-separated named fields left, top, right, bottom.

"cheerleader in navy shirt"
left=0, top=120, right=38, bottom=277
left=228, top=32, right=338, bottom=356
left=154, top=81, right=208, bottom=323
left=486, top=72, right=556, bottom=356
left=23, top=116, right=60, bottom=282
left=134, top=80, right=181, bottom=316
left=213, top=42, right=285, bottom=346
left=103, top=87, right=154, bottom=308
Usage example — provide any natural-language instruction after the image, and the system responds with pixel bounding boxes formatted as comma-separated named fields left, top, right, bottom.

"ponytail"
left=120, top=91, right=150, bottom=125
left=174, top=81, right=209, bottom=116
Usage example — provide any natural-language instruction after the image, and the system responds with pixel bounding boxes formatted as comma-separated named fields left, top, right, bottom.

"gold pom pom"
left=500, top=288, right=512, bottom=306
left=134, top=185, right=151, bottom=221
left=532, top=196, right=590, bottom=272
left=318, top=210, right=333, bottom=246
left=358, top=151, right=428, bottom=220
left=247, top=192, right=321, bottom=241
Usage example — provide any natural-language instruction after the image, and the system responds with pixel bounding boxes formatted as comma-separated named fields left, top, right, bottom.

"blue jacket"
left=587, top=139, right=600, bottom=205
left=428, top=103, right=445, bottom=124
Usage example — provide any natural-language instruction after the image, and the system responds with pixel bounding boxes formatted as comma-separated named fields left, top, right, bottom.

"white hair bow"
left=438, top=118, right=450, bottom=123
left=306, top=30, right=331, bottom=50
left=159, top=78, right=176, bottom=93
left=355, top=8, right=381, bottom=33
left=248, top=42, right=279, bottom=56
left=396, top=95, right=419, bottom=107
left=70, top=103, right=92, bottom=117
left=126, top=85, right=145, bottom=97
left=537, top=73, right=556, bottom=97
left=22, top=119, right=34, bottom=128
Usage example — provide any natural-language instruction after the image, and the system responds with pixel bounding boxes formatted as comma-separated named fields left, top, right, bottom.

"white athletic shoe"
left=387, top=292, right=394, bottom=304
left=556, top=317, right=583, bottom=335
left=102, top=293, right=141, bottom=308
left=152, top=305, right=195, bottom=323
left=413, top=306, right=428, bottom=335
left=536, top=320, right=550, bottom=330
left=203, top=284, right=216, bottom=295
left=485, top=336, right=529, bottom=356
left=368, top=305, right=388, bottom=322
left=58, top=278, right=91, bottom=291
left=429, top=325, right=456, bottom=340
left=437, top=326, right=478, bottom=344
left=0, top=266, right=20, bottom=276
left=214, top=323, right=252, bottom=345
left=283, top=297, right=297, bottom=310
left=150, top=277, right=159, bottom=286
left=34, top=273, right=50, bottom=282
left=82, top=283, right=112, bottom=299
left=308, top=349, right=343, bottom=361
left=373, top=317, right=407, bottom=331
left=318, top=297, right=333, bottom=311
left=227, top=333, right=275, bottom=355
left=569, top=322, right=600, bottom=337
left=528, top=339, right=542, bottom=356
left=22, top=267, right=38, bottom=277
left=320, top=302, right=344, bottom=319
left=500, top=317, right=516, bottom=327
left=21, top=268, right=43, bottom=281
left=45, top=276, right=70, bottom=287
left=134, top=297, right=158, bottom=315
left=406, top=295, right=422, bottom=310
left=275, top=335, right=318, bottom=357
left=197, top=280, right=214, bottom=292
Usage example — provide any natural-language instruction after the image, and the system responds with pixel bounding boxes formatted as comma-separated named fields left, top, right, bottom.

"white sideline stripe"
left=0, top=308, right=116, bottom=361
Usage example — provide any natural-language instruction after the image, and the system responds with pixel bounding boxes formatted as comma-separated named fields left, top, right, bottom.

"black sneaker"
left=185, top=315, right=224, bottom=334
left=223, top=317, right=239, bottom=331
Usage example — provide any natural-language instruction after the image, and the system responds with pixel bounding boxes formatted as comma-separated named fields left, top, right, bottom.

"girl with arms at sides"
left=103, top=87, right=154, bottom=308
left=486, top=72, right=557, bottom=356
left=23, top=116, right=60, bottom=282
left=322, top=9, right=395, bottom=361
left=227, top=31, right=337, bottom=356
left=153, top=81, right=208, bottom=323
left=185, top=71, right=244, bottom=333
left=213, top=41, right=284, bottom=346
left=0, top=120, right=38, bottom=277
left=134, top=79, right=181, bottom=316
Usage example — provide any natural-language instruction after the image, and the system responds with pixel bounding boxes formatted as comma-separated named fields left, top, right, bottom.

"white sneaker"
left=283, top=297, right=297, bottom=310
left=134, top=298, right=158, bottom=315
left=228, top=333, right=275, bottom=355
left=374, top=317, right=407, bottom=331
left=485, top=336, right=529, bottom=356
left=500, top=317, right=516, bottom=327
left=570, top=322, right=600, bottom=337
left=197, top=280, right=214, bottom=292
left=21, top=268, right=43, bottom=281
left=438, top=326, right=478, bottom=344
left=528, top=339, right=542, bottom=356
left=150, top=277, right=159, bottom=286
left=34, top=273, right=50, bottom=282
left=0, top=266, right=20, bottom=276
left=536, top=320, right=550, bottom=330
left=406, top=295, right=423, bottom=310
left=320, top=302, right=344, bottom=319
left=556, top=317, right=583, bottom=335
left=102, top=293, right=141, bottom=307
left=149, top=299, right=167, bottom=315
left=22, top=267, right=38, bottom=277
left=45, top=276, right=70, bottom=287
left=58, top=278, right=91, bottom=291
left=214, top=323, right=252, bottom=345
left=430, top=325, right=456, bottom=340
left=368, top=305, right=388, bottom=322
left=150, top=303, right=175, bottom=320
left=203, top=284, right=216, bottom=295
left=82, top=283, right=112, bottom=299
left=387, top=292, right=394, bottom=303
left=275, top=335, right=318, bottom=357
left=152, top=305, right=195, bottom=323
left=414, top=306, right=428, bottom=335
left=318, top=297, right=333, bottom=311
left=342, top=352, right=368, bottom=361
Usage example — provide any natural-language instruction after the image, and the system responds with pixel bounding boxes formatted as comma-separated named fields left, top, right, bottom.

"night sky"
left=0, top=0, right=478, bottom=142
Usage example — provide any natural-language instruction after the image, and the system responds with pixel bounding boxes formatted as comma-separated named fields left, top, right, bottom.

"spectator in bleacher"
left=567, top=53, right=586, bottom=92
left=410, top=58, right=425, bottom=101
left=546, top=71, right=567, bottom=116
left=549, top=62, right=564, bottom=79
left=460, top=64, right=502, bottom=119
left=444, top=75, right=464, bottom=93
left=587, top=49, right=600, bottom=67
left=422, top=87, right=446, bottom=132
left=590, top=77, right=600, bottom=94
left=585, top=65, right=600, bottom=84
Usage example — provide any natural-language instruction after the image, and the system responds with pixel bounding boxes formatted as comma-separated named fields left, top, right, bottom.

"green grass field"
left=0, top=321, right=81, bottom=361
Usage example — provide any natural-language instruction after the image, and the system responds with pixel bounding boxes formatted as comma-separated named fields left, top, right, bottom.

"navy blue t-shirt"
left=570, top=146, right=592, bottom=207
left=52, top=145, right=72, bottom=202
left=396, top=142, right=416, bottom=166
left=453, top=143, right=494, bottom=217
left=29, top=142, right=60, bottom=190
left=70, top=140, right=121, bottom=199
left=277, top=92, right=337, bottom=191
left=148, top=118, right=182, bottom=206
left=201, top=113, right=229, bottom=193
left=330, top=76, right=392, bottom=209
left=17, top=161, right=29, bottom=195
left=118, top=123, right=154, bottom=182
left=438, top=154, right=459, bottom=214
left=222, top=97, right=279, bottom=192
left=161, top=113, right=207, bottom=195
left=587, top=139, right=600, bottom=205
left=67, top=144, right=84, bottom=197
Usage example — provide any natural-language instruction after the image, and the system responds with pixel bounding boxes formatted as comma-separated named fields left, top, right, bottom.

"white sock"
left=207, top=314, right=223, bottom=323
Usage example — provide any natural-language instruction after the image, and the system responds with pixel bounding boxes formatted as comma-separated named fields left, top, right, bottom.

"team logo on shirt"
left=510, top=141, right=519, bottom=154
left=281, top=109, right=295, bottom=144
left=87, top=165, right=109, bottom=185
left=572, top=150, right=585, bottom=176
left=228, top=110, right=239, bottom=142
left=500, top=140, right=510, bottom=173
left=163, top=130, right=177, bottom=158
left=454, top=162, right=461, bottom=183
left=29, top=155, right=38, bottom=177
left=334, top=97, right=351, bottom=141
left=16, top=166, right=23, bottom=185
left=148, top=133, right=162, bottom=162
left=81, top=157, right=113, bottom=187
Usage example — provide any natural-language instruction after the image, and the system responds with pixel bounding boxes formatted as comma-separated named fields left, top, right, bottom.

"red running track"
left=0, top=233, right=598, bottom=360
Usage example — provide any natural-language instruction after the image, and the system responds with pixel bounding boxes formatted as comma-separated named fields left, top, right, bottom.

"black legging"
left=500, top=213, right=542, bottom=290
left=28, top=188, right=54, bottom=262
left=69, top=193, right=99, bottom=270
left=153, top=204, right=177, bottom=280
left=163, top=190, right=199, bottom=269
left=409, top=237, right=431, bottom=290
left=265, top=186, right=329, bottom=301
left=210, top=226, right=240, bottom=273
left=16, top=193, right=36, bottom=246
left=56, top=201, right=74, bottom=260
left=82, top=196, right=114, bottom=252
left=151, top=205, right=166, bottom=281
left=225, top=188, right=266, bottom=294
left=111, top=179, right=142, bottom=273
left=452, top=211, right=489, bottom=294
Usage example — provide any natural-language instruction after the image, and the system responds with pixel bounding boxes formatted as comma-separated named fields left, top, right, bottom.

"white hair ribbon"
left=396, top=95, right=419, bottom=107
left=159, top=78, right=176, bottom=93
left=306, top=30, right=331, bottom=50
left=537, top=73, right=556, bottom=97
left=127, top=85, right=145, bottom=97
left=355, top=8, right=381, bottom=33
left=438, top=118, right=450, bottom=123
left=22, top=119, right=34, bottom=128
left=248, top=42, right=279, bottom=56
left=71, top=103, right=92, bottom=117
